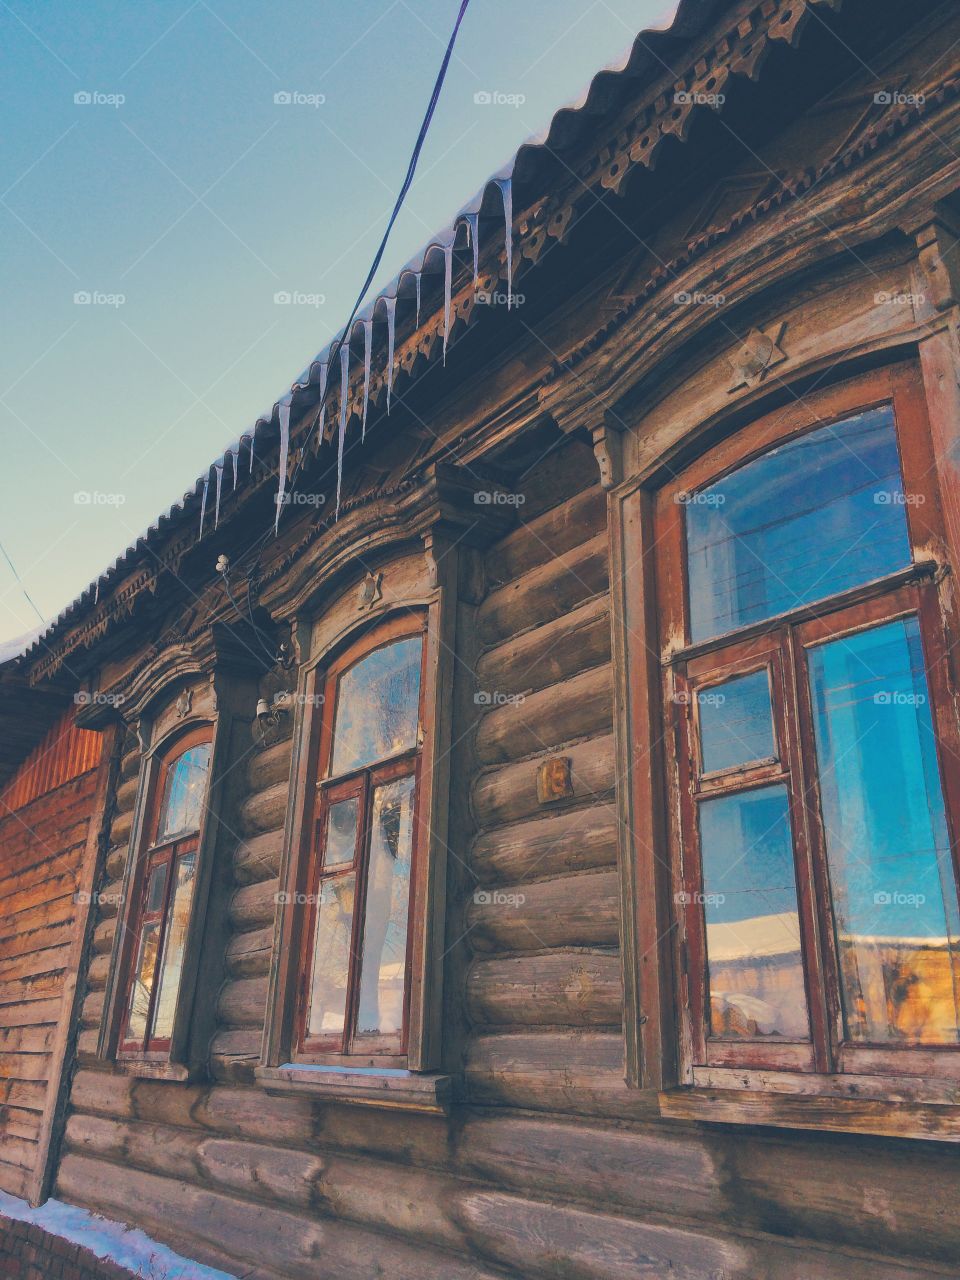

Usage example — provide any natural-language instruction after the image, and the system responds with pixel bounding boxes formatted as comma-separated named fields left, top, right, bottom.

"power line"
left=0, top=534, right=46, bottom=625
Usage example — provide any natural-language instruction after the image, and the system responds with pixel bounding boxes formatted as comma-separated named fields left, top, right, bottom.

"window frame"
left=114, top=723, right=213, bottom=1065
left=292, top=614, right=428, bottom=1063
left=611, top=360, right=960, bottom=1121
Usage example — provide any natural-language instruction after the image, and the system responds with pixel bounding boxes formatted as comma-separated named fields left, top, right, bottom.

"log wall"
left=53, top=439, right=960, bottom=1279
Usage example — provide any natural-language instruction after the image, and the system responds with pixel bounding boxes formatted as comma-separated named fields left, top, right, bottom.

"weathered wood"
left=233, top=828, right=285, bottom=886
left=474, top=664, right=612, bottom=765
left=471, top=802, right=618, bottom=883
left=239, top=780, right=289, bottom=839
left=229, top=878, right=279, bottom=932
left=57, top=1154, right=504, bottom=1280
left=468, top=868, right=620, bottom=952
left=226, top=925, right=273, bottom=978
left=249, top=736, right=293, bottom=790
left=108, top=806, right=133, bottom=847
left=477, top=532, right=609, bottom=645
left=476, top=593, right=611, bottom=698
left=472, top=733, right=615, bottom=829
left=466, top=951, right=621, bottom=1027
left=217, top=976, right=269, bottom=1028
left=453, top=1189, right=950, bottom=1280
left=488, top=484, right=606, bottom=585
left=104, top=843, right=128, bottom=880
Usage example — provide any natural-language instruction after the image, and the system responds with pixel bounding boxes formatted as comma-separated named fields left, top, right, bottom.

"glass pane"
left=699, top=785, right=809, bottom=1039
left=698, top=669, right=776, bottom=774
left=356, top=775, right=415, bottom=1038
left=145, top=862, right=168, bottom=914
left=809, top=618, right=960, bottom=1044
left=323, top=796, right=359, bottom=868
left=687, top=407, right=912, bottom=641
left=331, top=637, right=421, bottom=775
left=307, top=874, right=357, bottom=1040
left=158, top=743, right=211, bottom=839
left=125, top=920, right=161, bottom=1044
left=151, top=853, right=197, bottom=1042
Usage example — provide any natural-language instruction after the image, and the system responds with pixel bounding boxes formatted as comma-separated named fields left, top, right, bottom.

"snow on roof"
left=20, top=0, right=715, bottom=668
left=0, top=623, right=48, bottom=666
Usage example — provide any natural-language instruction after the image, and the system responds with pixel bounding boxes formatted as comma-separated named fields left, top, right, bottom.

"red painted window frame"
left=293, top=613, right=428, bottom=1064
left=117, top=724, right=211, bottom=1060
left=655, top=364, right=960, bottom=1083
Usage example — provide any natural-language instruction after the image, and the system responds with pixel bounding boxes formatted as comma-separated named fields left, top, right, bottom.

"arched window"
left=119, top=728, right=211, bottom=1058
left=654, top=366, right=960, bottom=1086
left=296, top=615, right=426, bottom=1058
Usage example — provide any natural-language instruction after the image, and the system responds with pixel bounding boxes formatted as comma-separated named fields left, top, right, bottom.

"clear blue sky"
left=0, top=0, right=670, bottom=647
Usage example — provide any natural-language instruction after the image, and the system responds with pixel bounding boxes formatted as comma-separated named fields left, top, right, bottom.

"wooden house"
left=3, top=0, right=960, bottom=1275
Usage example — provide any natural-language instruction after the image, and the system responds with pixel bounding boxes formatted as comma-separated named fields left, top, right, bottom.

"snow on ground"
left=0, top=1190, right=238, bottom=1280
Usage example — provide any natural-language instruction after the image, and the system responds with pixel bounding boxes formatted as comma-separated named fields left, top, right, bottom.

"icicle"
left=336, top=343, right=350, bottom=519
left=214, top=463, right=224, bottom=529
left=316, top=362, right=329, bottom=444
left=248, top=433, right=255, bottom=474
left=275, top=402, right=291, bottom=534
left=230, top=445, right=239, bottom=490
left=361, top=319, right=372, bottom=440
left=384, top=297, right=397, bottom=413
left=415, top=271, right=422, bottom=327
left=464, top=212, right=480, bottom=287
left=94, top=578, right=99, bottom=605
left=199, top=475, right=209, bottom=538
left=495, top=177, right=514, bottom=309
left=442, top=241, right=454, bottom=365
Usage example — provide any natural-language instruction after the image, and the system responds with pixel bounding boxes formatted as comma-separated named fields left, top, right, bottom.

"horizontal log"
left=92, top=917, right=116, bottom=954
left=471, top=802, right=618, bottom=884
left=476, top=593, right=610, bottom=698
left=239, top=780, right=289, bottom=839
left=113, top=774, right=139, bottom=816
left=249, top=735, right=293, bottom=791
left=209, top=1029, right=260, bottom=1083
left=489, top=484, right=606, bottom=586
left=76, top=1028, right=99, bottom=1061
left=474, top=664, right=612, bottom=765
left=477, top=532, right=609, bottom=646
left=233, top=828, right=285, bottom=886
left=119, top=746, right=140, bottom=782
left=466, top=951, right=621, bottom=1027
left=94, top=878, right=125, bottom=919
left=86, top=951, right=111, bottom=989
left=454, top=1189, right=948, bottom=1280
left=226, top=925, right=273, bottom=979
left=104, top=843, right=128, bottom=881
left=472, top=733, right=615, bottom=830
left=468, top=868, right=620, bottom=953
left=79, top=988, right=104, bottom=1030
left=57, top=1154, right=502, bottom=1280
left=109, top=806, right=133, bottom=848
left=217, top=976, right=268, bottom=1029
left=464, top=1032, right=645, bottom=1119
left=229, top=878, right=279, bottom=933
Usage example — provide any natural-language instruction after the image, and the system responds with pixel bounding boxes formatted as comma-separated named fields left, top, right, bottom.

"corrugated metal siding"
left=0, top=710, right=102, bottom=814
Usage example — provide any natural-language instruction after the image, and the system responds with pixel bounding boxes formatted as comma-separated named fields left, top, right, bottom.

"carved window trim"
left=612, top=360, right=960, bottom=1141
left=259, top=569, right=459, bottom=1111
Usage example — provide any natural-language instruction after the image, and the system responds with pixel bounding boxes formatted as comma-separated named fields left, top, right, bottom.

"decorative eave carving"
left=541, top=75, right=960, bottom=439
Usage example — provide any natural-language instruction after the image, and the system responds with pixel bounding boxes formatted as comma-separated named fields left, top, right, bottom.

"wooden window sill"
left=659, top=1087, right=960, bottom=1142
left=256, top=1064, right=453, bottom=1114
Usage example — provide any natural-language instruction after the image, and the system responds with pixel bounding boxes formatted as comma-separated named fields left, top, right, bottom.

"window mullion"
left=343, top=770, right=372, bottom=1054
left=143, top=843, right=178, bottom=1050
left=782, top=624, right=840, bottom=1073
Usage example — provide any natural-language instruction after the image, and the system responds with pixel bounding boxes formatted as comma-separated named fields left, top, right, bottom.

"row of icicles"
left=191, top=176, right=514, bottom=541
